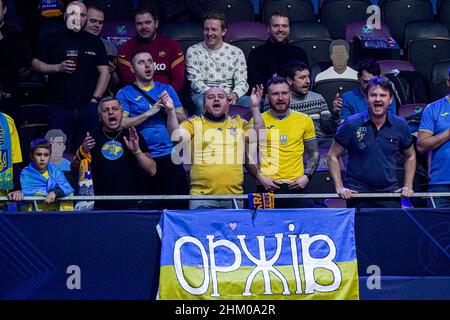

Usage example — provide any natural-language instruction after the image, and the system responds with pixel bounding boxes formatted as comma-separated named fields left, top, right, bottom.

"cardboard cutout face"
left=45, top=129, right=67, bottom=166
left=65, top=3, right=87, bottom=32
left=330, top=45, right=349, bottom=71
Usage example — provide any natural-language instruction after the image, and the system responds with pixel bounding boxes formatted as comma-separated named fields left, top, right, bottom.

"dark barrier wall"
left=356, top=209, right=450, bottom=299
left=0, top=212, right=162, bottom=300
left=0, top=209, right=449, bottom=300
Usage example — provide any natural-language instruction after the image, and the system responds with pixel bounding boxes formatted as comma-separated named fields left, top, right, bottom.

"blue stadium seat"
left=320, top=0, right=372, bottom=39
left=225, top=21, right=267, bottom=60
left=160, top=21, right=203, bottom=54
left=430, top=59, right=450, bottom=100
left=313, top=78, right=360, bottom=108
left=380, top=0, right=434, bottom=47
left=439, top=0, right=450, bottom=33
left=377, top=60, right=415, bottom=76
left=260, top=0, right=315, bottom=24
left=290, top=22, right=332, bottom=66
left=202, top=0, right=255, bottom=22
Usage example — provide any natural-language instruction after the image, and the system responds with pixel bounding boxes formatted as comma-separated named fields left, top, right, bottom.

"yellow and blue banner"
left=158, top=209, right=359, bottom=300
left=248, top=192, right=274, bottom=209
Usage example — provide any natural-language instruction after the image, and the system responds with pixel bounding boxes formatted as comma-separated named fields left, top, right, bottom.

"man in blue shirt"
left=335, top=59, right=396, bottom=121
left=417, top=69, right=450, bottom=207
left=116, top=51, right=188, bottom=208
left=327, top=77, right=416, bottom=208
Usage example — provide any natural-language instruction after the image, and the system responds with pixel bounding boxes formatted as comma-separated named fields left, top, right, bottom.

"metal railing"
left=1, top=192, right=449, bottom=209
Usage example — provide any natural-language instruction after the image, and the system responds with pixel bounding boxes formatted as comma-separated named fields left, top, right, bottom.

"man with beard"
left=117, top=7, right=185, bottom=92
left=327, top=77, right=416, bottom=208
left=336, top=59, right=396, bottom=121
left=32, top=1, right=110, bottom=151
left=257, top=76, right=320, bottom=208
left=247, top=11, right=308, bottom=94
left=72, top=97, right=156, bottom=210
left=263, top=61, right=340, bottom=148
left=116, top=51, right=188, bottom=207
left=161, top=85, right=265, bottom=209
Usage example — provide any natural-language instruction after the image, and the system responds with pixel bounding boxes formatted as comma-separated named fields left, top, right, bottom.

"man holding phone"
left=116, top=51, right=188, bottom=207
left=336, top=59, right=396, bottom=121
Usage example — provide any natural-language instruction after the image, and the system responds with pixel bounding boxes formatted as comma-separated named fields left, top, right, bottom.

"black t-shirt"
left=90, top=128, right=150, bottom=209
left=35, top=29, right=108, bottom=108
left=247, top=39, right=309, bottom=93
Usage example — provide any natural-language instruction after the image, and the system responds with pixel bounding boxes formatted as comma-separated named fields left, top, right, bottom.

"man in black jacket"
left=247, top=11, right=308, bottom=94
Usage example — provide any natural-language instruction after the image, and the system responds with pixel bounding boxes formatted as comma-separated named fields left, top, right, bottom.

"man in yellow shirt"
left=0, top=112, right=24, bottom=207
left=161, top=85, right=266, bottom=209
left=257, top=76, right=320, bottom=208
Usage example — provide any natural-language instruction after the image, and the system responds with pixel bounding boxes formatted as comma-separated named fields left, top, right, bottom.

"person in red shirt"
left=117, top=7, right=185, bottom=92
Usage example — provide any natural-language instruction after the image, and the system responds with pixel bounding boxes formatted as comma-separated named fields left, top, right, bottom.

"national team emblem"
left=0, top=150, right=8, bottom=173
left=356, top=127, right=366, bottom=142
left=229, top=127, right=237, bottom=137
left=159, top=51, right=166, bottom=57
left=101, top=141, right=124, bottom=160
left=280, top=134, right=288, bottom=144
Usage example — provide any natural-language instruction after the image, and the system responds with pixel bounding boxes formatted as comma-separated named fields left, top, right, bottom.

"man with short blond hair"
left=186, top=11, right=251, bottom=114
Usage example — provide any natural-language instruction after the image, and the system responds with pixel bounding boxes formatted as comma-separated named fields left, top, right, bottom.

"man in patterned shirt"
left=186, top=11, right=251, bottom=115
left=280, top=60, right=340, bottom=148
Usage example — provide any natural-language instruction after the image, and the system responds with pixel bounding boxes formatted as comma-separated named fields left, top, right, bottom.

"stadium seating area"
left=2, top=0, right=448, bottom=205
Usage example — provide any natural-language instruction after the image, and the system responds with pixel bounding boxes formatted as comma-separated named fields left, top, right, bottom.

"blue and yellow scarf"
left=0, top=113, right=13, bottom=191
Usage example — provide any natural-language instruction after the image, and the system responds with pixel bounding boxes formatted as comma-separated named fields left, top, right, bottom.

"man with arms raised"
left=257, top=76, right=320, bottom=208
left=116, top=51, right=188, bottom=204
left=73, top=97, right=156, bottom=210
left=161, top=85, right=265, bottom=209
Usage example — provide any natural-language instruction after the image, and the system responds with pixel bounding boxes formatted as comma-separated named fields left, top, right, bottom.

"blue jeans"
left=428, top=184, right=450, bottom=208
left=48, top=102, right=99, bottom=152
left=191, top=93, right=252, bottom=115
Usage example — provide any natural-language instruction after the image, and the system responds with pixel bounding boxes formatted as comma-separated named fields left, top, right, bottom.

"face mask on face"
left=66, top=4, right=82, bottom=32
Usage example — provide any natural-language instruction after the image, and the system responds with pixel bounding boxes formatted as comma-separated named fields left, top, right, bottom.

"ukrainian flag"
left=158, top=209, right=359, bottom=300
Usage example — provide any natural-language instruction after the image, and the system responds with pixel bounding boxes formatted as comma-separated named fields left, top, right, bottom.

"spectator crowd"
left=1, top=0, right=450, bottom=210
